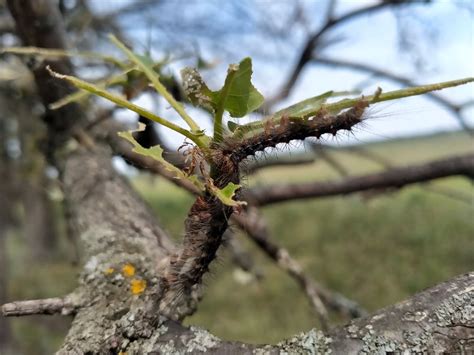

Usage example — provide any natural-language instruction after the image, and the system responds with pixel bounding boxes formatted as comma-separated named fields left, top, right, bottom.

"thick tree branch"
left=247, top=153, right=474, bottom=206
left=6, top=0, right=86, bottom=153
left=85, top=272, right=474, bottom=354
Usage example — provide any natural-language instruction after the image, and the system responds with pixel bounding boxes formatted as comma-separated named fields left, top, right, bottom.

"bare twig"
left=1, top=295, right=79, bottom=317
left=247, top=153, right=474, bottom=206
left=232, top=209, right=329, bottom=330
left=340, top=145, right=473, bottom=204
left=324, top=0, right=337, bottom=22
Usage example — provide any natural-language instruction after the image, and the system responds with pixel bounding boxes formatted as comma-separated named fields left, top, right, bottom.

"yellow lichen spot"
left=104, top=267, right=115, bottom=275
left=130, top=278, right=146, bottom=295
left=118, top=352, right=127, bottom=355
left=122, top=263, right=135, bottom=277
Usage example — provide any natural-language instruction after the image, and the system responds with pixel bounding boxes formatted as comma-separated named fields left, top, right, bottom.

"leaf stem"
left=108, top=35, right=201, bottom=134
left=234, top=77, right=474, bottom=138
left=1, top=46, right=125, bottom=67
left=47, top=67, right=205, bottom=146
left=213, top=69, right=237, bottom=143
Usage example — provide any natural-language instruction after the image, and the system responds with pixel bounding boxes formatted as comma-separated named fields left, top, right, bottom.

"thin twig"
left=232, top=209, right=330, bottom=330
left=1, top=295, right=78, bottom=317
left=312, top=143, right=349, bottom=177
left=224, top=230, right=264, bottom=280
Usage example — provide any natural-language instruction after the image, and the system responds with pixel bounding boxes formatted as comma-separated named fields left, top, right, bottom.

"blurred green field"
left=5, top=131, right=474, bottom=352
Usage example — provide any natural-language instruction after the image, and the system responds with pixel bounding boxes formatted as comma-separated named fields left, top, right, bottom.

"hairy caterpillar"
left=159, top=99, right=368, bottom=317
left=221, top=99, right=369, bottom=163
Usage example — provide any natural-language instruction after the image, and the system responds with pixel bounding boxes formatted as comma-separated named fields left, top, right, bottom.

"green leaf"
left=208, top=181, right=245, bottom=207
left=212, top=57, right=264, bottom=118
left=118, top=123, right=205, bottom=192
left=109, top=34, right=201, bottom=134
left=182, top=57, right=264, bottom=118
left=227, top=121, right=241, bottom=132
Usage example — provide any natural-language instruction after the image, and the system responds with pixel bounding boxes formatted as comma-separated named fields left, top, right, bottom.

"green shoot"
left=108, top=34, right=201, bottom=134
left=46, top=66, right=207, bottom=147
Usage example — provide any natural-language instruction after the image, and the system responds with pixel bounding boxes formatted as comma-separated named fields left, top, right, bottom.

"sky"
left=91, top=0, right=474, bottom=148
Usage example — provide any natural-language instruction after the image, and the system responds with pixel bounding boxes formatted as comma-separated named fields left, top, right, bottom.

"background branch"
left=233, top=209, right=367, bottom=321
left=265, top=0, right=407, bottom=108
left=248, top=153, right=474, bottom=206
left=1, top=296, right=78, bottom=317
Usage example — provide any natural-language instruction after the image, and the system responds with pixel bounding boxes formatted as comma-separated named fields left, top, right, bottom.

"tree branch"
left=313, top=56, right=472, bottom=132
left=1, top=295, right=79, bottom=317
left=265, top=0, right=407, bottom=107
left=83, top=272, right=474, bottom=354
left=6, top=0, right=86, bottom=153
left=232, top=208, right=367, bottom=322
left=247, top=153, right=474, bottom=206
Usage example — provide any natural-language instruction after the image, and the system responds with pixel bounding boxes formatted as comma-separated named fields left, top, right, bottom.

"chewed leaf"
left=118, top=123, right=205, bottom=192
left=50, top=68, right=135, bottom=109
left=208, top=181, right=246, bottom=207
left=181, top=67, right=215, bottom=112
left=211, top=57, right=264, bottom=118
left=182, top=58, right=264, bottom=118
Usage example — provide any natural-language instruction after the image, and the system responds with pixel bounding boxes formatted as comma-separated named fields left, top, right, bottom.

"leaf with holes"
left=208, top=181, right=246, bottom=207
left=118, top=124, right=205, bottom=192
left=182, top=57, right=264, bottom=118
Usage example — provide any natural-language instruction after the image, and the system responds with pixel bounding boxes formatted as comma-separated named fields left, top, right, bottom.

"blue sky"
left=92, top=0, right=473, bottom=147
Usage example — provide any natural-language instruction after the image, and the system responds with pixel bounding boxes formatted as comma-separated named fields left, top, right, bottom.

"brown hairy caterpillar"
left=159, top=148, right=240, bottom=318
left=178, top=141, right=207, bottom=176
left=223, top=98, right=369, bottom=163
left=159, top=99, right=368, bottom=318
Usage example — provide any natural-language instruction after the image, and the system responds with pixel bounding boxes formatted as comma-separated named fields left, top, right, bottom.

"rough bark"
left=56, top=146, right=175, bottom=353
left=7, top=0, right=86, bottom=154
